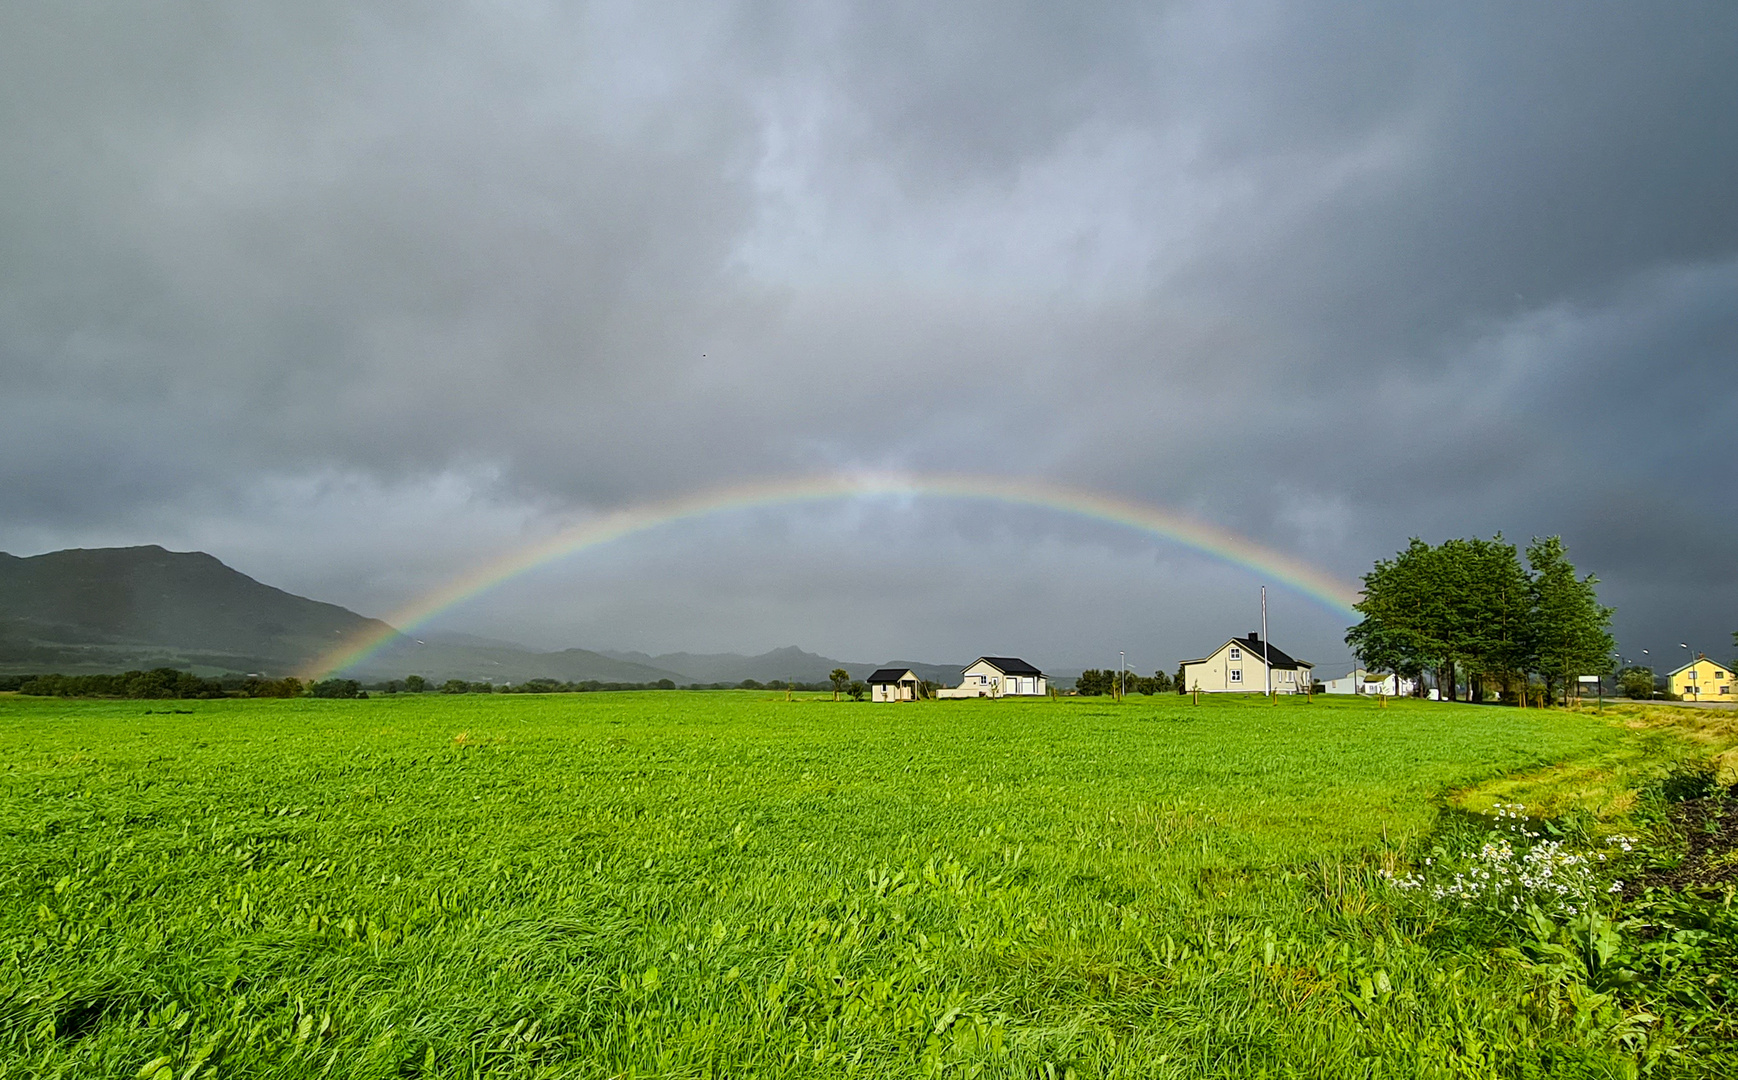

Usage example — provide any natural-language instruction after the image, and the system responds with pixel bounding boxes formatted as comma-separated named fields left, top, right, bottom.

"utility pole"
left=1261, top=586, right=1272, bottom=702
left=1120, top=650, right=1126, bottom=700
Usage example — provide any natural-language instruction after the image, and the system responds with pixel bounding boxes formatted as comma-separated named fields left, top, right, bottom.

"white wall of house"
left=870, top=673, right=919, bottom=702
left=1180, top=640, right=1312, bottom=694
left=1000, top=675, right=1045, bottom=695
left=936, top=685, right=987, bottom=698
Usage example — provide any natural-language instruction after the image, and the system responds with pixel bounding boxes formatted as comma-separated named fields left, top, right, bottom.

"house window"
left=978, top=675, right=988, bottom=684
left=1229, top=669, right=1242, bottom=683
left=1229, top=647, right=1241, bottom=660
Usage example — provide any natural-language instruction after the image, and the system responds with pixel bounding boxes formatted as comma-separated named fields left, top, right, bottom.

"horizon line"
left=304, top=472, right=1364, bottom=680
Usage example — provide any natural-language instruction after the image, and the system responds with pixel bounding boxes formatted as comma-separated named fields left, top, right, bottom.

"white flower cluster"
left=1380, top=805, right=1628, bottom=918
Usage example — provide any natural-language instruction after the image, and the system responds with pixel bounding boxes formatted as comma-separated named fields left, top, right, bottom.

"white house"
left=1179, top=634, right=1314, bottom=694
left=1323, top=668, right=1416, bottom=696
left=867, top=668, right=921, bottom=702
left=935, top=657, right=1047, bottom=698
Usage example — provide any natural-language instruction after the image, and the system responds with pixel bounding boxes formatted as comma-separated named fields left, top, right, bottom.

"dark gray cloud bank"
left=4, top=1, right=1734, bottom=673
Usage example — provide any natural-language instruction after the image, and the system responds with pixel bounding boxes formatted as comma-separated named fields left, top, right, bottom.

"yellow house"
left=1667, top=655, right=1733, bottom=701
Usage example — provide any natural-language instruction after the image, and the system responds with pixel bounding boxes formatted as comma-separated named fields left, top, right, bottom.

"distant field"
left=0, top=692, right=1639, bottom=1077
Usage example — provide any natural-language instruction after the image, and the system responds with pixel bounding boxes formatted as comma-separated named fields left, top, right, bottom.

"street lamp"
left=1680, top=643, right=1698, bottom=702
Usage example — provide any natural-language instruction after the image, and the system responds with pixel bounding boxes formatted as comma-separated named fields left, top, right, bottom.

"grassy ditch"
left=1452, top=701, right=1738, bottom=820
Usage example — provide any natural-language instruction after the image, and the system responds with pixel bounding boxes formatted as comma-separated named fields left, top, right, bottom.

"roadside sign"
left=1577, top=675, right=1600, bottom=683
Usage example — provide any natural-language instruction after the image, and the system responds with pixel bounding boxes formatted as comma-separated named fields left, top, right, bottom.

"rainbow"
left=304, top=473, right=1363, bottom=679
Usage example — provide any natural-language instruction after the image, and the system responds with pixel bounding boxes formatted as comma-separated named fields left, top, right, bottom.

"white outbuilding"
left=867, top=668, right=921, bottom=702
left=1322, top=668, right=1416, bottom=696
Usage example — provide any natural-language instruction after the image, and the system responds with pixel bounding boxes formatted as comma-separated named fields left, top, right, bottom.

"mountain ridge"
left=0, top=545, right=391, bottom=676
left=0, top=546, right=967, bottom=686
left=595, top=646, right=965, bottom=685
left=0, top=546, right=689, bottom=683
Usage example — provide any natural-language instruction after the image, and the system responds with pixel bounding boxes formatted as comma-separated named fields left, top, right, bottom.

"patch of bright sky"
left=730, top=106, right=1230, bottom=301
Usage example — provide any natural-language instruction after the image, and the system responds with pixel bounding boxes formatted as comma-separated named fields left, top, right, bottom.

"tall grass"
left=0, top=692, right=1694, bottom=1077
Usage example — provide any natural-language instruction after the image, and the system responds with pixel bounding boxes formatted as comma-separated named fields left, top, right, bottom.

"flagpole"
left=1262, top=585, right=1272, bottom=701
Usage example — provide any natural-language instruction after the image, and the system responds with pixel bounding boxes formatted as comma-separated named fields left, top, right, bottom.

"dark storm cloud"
left=2, top=1, right=1733, bottom=662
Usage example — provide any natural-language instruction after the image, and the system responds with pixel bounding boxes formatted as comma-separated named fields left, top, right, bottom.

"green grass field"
left=0, top=692, right=1669, bottom=1077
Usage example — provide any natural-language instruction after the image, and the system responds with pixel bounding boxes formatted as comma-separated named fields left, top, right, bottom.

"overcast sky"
left=4, top=1, right=1734, bottom=672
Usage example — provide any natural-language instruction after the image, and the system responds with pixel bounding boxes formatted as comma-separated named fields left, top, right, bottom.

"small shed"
left=868, top=668, right=921, bottom=702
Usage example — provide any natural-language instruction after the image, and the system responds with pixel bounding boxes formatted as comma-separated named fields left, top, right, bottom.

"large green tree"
left=1527, top=536, right=1615, bottom=704
left=1449, top=535, right=1535, bottom=702
left=1618, top=666, right=1655, bottom=700
left=1346, top=538, right=1452, bottom=697
left=1348, top=534, right=1608, bottom=705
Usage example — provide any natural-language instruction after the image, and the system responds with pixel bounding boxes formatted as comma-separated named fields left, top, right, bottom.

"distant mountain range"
left=0, top=546, right=970, bottom=686
left=596, top=647, right=964, bottom=686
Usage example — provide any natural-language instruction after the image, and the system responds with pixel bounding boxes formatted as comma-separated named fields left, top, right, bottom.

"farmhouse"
left=867, top=668, right=921, bottom=702
left=1180, top=634, right=1314, bottom=694
left=935, top=657, right=1047, bottom=698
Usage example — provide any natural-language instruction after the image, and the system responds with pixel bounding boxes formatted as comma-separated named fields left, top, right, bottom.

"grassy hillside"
left=0, top=546, right=390, bottom=676
left=0, top=546, right=963, bottom=686
left=0, top=546, right=693, bottom=685
left=0, top=693, right=1720, bottom=1077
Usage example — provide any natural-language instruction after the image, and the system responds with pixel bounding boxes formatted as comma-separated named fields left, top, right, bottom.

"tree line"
left=458, top=677, right=677, bottom=693
left=0, top=670, right=874, bottom=699
left=1346, top=535, right=1613, bottom=704
left=1073, top=669, right=1175, bottom=696
left=392, top=676, right=855, bottom=694
left=6, top=670, right=308, bottom=699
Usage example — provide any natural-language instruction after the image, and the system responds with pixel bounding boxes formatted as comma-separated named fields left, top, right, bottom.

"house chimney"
left=1248, top=633, right=1260, bottom=643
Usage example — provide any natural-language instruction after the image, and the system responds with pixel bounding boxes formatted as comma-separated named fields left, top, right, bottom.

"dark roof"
left=973, top=656, right=1043, bottom=677
left=1252, top=639, right=1307, bottom=670
left=866, top=667, right=918, bottom=684
left=1183, top=635, right=1311, bottom=670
